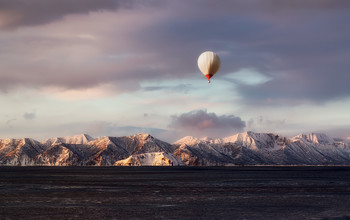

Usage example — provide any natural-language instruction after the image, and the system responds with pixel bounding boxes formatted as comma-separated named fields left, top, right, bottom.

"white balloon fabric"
left=197, top=51, right=220, bottom=83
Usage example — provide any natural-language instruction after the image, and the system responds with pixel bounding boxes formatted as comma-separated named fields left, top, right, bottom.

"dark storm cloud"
left=169, top=110, right=246, bottom=138
left=1, top=0, right=350, bottom=104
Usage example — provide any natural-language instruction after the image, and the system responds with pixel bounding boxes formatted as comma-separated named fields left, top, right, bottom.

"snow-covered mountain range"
left=1, top=131, right=350, bottom=166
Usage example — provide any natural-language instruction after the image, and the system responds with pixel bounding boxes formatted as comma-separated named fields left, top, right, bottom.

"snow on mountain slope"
left=42, top=134, right=94, bottom=145
left=86, top=136, right=129, bottom=166
left=173, top=131, right=350, bottom=165
left=222, top=131, right=289, bottom=151
left=1, top=131, right=350, bottom=166
left=285, top=133, right=350, bottom=165
left=0, top=138, right=48, bottom=165
left=114, top=133, right=175, bottom=155
left=114, top=152, right=183, bottom=166
left=292, top=133, right=334, bottom=145
left=172, top=131, right=291, bottom=165
left=173, top=137, right=241, bottom=166
left=37, top=145, right=80, bottom=166
left=84, top=133, right=175, bottom=166
left=173, top=136, right=202, bottom=146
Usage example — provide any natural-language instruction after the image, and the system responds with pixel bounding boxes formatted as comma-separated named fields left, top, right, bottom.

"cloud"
left=148, top=1, right=350, bottom=104
left=0, top=8, right=160, bottom=93
left=42, top=84, right=118, bottom=101
left=141, top=83, right=192, bottom=94
left=0, top=120, right=168, bottom=141
left=169, top=109, right=246, bottom=138
left=23, top=112, right=36, bottom=120
left=5, top=118, right=16, bottom=125
left=84, top=121, right=168, bottom=138
left=247, top=116, right=286, bottom=133
left=0, top=0, right=350, bottom=105
left=0, top=0, right=162, bottom=29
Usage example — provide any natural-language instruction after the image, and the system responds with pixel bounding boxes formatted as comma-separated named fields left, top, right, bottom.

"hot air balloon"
left=197, top=51, right=221, bottom=83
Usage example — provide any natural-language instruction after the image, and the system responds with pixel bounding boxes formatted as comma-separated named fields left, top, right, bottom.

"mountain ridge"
left=1, top=131, right=349, bottom=166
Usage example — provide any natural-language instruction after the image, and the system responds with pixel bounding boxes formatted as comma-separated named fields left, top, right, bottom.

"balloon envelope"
left=197, top=51, right=220, bottom=82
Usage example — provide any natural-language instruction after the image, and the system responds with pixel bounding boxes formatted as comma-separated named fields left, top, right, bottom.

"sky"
left=1, top=0, right=350, bottom=142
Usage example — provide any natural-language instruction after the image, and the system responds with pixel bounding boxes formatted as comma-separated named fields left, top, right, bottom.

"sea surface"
left=0, top=166, right=350, bottom=220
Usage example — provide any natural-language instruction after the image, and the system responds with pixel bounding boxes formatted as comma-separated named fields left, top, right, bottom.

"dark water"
left=0, top=166, right=350, bottom=220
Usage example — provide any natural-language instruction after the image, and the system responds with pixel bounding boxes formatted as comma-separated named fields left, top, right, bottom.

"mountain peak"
left=222, top=131, right=287, bottom=150
left=1, top=131, right=350, bottom=166
left=71, top=133, right=94, bottom=142
left=132, top=133, right=154, bottom=141
left=293, top=133, right=334, bottom=144
left=0, top=137, right=40, bottom=146
left=42, top=134, right=95, bottom=145
left=174, top=136, right=201, bottom=146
